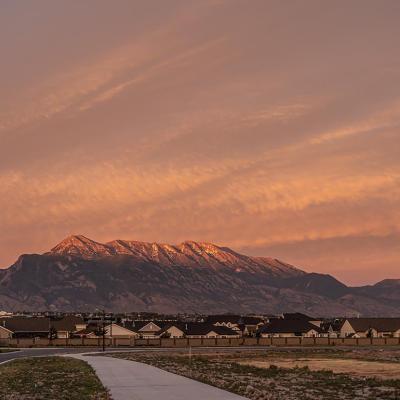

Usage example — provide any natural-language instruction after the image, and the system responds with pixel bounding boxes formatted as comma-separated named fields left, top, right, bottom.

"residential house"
left=158, top=323, right=185, bottom=338
left=74, top=320, right=172, bottom=339
left=51, top=315, right=87, bottom=339
left=153, top=322, right=240, bottom=339
left=77, top=323, right=138, bottom=339
left=0, top=317, right=50, bottom=338
left=238, top=316, right=265, bottom=336
left=258, top=319, right=322, bottom=338
left=205, top=315, right=265, bottom=336
left=0, top=311, right=13, bottom=318
left=124, top=320, right=171, bottom=338
left=340, top=318, right=400, bottom=338
left=0, top=320, right=13, bottom=339
left=205, top=315, right=241, bottom=330
left=319, top=319, right=344, bottom=338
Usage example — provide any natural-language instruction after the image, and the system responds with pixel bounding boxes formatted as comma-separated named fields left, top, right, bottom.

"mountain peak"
left=50, top=234, right=114, bottom=258
left=60, top=234, right=94, bottom=244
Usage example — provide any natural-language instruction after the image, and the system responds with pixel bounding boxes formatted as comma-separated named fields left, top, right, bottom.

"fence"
left=1, top=336, right=400, bottom=348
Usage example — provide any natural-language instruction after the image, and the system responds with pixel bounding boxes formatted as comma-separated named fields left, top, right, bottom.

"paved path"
left=72, top=354, right=248, bottom=400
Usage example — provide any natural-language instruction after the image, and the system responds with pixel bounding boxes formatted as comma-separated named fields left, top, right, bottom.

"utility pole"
left=102, top=309, right=105, bottom=352
left=110, top=315, right=113, bottom=347
left=95, top=308, right=106, bottom=352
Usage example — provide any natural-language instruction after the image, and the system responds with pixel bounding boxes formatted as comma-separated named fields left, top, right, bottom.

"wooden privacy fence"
left=1, top=336, right=400, bottom=348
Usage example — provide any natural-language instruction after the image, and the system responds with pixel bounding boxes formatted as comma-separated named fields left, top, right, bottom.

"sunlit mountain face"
left=1, top=1, right=400, bottom=286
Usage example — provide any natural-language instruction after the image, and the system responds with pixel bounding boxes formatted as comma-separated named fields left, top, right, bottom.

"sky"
left=0, top=0, right=399, bottom=285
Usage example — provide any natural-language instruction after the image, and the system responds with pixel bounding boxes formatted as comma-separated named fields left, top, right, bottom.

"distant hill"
left=0, top=235, right=398, bottom=316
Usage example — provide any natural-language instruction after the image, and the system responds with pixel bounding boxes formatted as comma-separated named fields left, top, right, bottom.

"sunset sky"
left=1, top=0, right=399, bottom=285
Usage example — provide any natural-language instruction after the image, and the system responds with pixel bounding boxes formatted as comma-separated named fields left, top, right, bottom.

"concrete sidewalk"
left=72, top=354, right=248, bottom=400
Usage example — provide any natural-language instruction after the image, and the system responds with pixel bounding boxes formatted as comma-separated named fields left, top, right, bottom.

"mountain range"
left=0, top=235, right=399, bottom=316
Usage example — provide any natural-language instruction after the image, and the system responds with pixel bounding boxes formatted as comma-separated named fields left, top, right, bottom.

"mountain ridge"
left=48, top=235, right=304, bottom=277
left=0, top=235, right=398, bottom=316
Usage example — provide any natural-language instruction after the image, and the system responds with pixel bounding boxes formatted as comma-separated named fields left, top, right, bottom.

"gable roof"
left=120, top=320, right=171, bottom=333
left=205, top=315, right=241, bottom=324
left=346, top=318, right=400, bottom=332
left=0, top=324, right=13, bottom=334
left=0, top=317, right=50, bottom=333
left=158, top=323, right=185, bottom=336
left=239, top=316, right=264, bottom=325
left=184, top=322, right=238, bottom=336
left=157, top=322, right=238, bottom=336
left=283, top=313, right=314, bottom=321
left=259, top=319, right=321, bottom=334
left=105, top=323, right=137, bottom=336
left=51, top=315, right=85, bottom=331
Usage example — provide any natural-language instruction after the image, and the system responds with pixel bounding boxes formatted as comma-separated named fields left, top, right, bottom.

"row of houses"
left=1, top=313, right=400, bottom=340
left=0, top=316, right=243, bottom=340
left=258, top=315, right=400, bottom=338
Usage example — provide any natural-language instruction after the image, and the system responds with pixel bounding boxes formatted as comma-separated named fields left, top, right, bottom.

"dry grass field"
left=110, top=348, right=400, bottom=400
left=241, top=358, right=400, bottom=380
left=0, top=357, right=110, bottom=400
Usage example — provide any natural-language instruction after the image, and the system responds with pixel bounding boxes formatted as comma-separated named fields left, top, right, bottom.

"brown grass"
left=108, top=349, right=400, bottom=400
left=0, top=357, right=110, bottom=400
left=240, top=358, right=400, bottom=380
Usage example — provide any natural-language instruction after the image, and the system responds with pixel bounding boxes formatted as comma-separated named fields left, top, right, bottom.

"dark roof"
left=239, top=316, right=264, bottom=325
left=320, top=319, right=345, bottom=333
left=184, top=322, right=238, bottom=336
left=205, top=315, right=241, bottom=324
left=259, top=319, right=321, bottom=334
left=51, top=316, right=85, bottom=331
left=346, top=318, right=400, bottom=332
left=0, top=317, right=50, bottom=333
left=212, top=325, right=240, bottom=336
left=282, top=313, right=314, bottom=321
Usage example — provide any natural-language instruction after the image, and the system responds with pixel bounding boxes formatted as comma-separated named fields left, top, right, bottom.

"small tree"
left=48, top=326, right=58, bottom=340
left=94, top=325, right=106, bottom=337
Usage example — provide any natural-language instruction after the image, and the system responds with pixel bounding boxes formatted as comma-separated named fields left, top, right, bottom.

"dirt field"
left=109, top=348, right=400, bottom=400
left=240, top=358, right=400, bottom=380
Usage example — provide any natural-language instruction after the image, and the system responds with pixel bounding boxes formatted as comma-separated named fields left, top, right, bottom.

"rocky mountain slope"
left=0, top=235, right=398, bottom=316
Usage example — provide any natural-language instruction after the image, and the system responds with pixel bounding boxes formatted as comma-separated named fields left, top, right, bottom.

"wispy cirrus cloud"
left=1, top=0, right=400, bottom=285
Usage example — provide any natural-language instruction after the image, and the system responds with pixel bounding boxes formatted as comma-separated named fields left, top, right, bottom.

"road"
left=0, top=347, right=102, bottom=365
left=0, top=345, right=272, bottom=365
left=72, top=354, right=248, bottom=400
left=3, top=344, right=396, bottom=365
